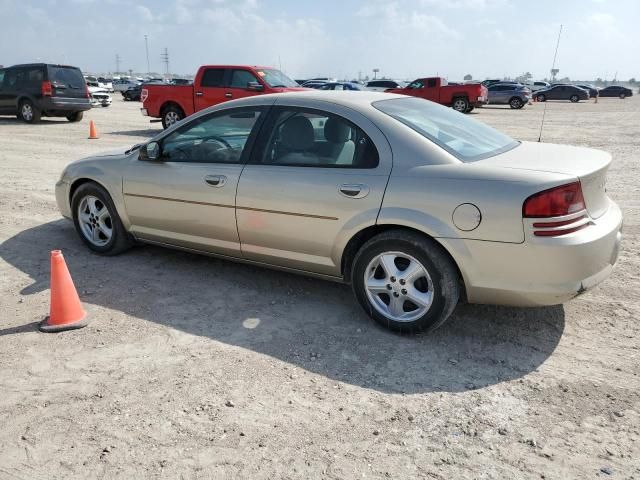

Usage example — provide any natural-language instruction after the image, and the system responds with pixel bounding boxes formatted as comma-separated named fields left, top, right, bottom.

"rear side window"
left=229, top=69, right=258, bottom=88
left=201, top=68, right=225, bottom=87
left=0, top=69, right=5, bottom=84
left=48, top=66, right=85, bottom=88
left=258, top=108, right=379, bottom=169
left=4, top=69, right=25, bottom=88
left=427, top=78, right=437, bottom=88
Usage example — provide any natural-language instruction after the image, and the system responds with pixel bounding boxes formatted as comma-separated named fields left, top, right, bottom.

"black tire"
left=536, top=94, right=546, bottom=102
left=509, top=97, right=523, bottom=109
left=66, top=111, right=84, bottom=122
left=161, top=105, right=184, bottom=129
left=570, top=94, right=579, bottom=103
left=465, top=106, right=475, bottom=113
left=351, top=230, right=460, bottom=334
left=18, top=99, right=41, bottom=124
left=619, top=93, right=626, bottom=99
left=71, top=182, right=133, bottom=255
left=452, top=97, right=469, bottom=113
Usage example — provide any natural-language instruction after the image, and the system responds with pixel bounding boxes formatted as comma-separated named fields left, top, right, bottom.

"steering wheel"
left=202, top=136, right=231, bottom=150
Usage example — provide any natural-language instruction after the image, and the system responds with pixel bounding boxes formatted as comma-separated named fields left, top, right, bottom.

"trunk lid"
left=480, top=141, right=611, bottom=218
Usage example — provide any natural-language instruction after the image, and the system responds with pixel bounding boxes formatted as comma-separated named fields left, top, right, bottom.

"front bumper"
left=442, top=201, right=623, bottom=306
left=55, top=179, right=72, bottom=220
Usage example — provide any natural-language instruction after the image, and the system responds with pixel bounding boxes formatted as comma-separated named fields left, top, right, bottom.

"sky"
left=1, top=0, right=638, bottom=81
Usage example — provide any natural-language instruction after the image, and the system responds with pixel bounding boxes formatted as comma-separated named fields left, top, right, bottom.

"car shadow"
left=0, top=220, right=565, bottom=394
left=108, top=129, right=161, bottom=138
left=0, top=117, right=71, bottom=125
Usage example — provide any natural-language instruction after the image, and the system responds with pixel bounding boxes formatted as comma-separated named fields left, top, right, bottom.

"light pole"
left=373, top=68, right=379, bottom=79
left=144, top=35, right=150, bottom=75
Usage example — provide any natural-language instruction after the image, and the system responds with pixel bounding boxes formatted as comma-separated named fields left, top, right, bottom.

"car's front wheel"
left=66, top=111, right=84, bottom=122
left=619, top=93, right=626, bottom=99
left=536, top=94, right=546, bottom=102
left=351, top=230, right=460, bottom=334
left=570, top=94, right=580, bottom=103
left=19, top=100, right=41, bottom=123
left=71, top=183, right=133, bottom=255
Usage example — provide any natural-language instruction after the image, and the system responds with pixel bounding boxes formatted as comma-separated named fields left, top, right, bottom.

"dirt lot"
left=0, top=94, right=638, bottom=480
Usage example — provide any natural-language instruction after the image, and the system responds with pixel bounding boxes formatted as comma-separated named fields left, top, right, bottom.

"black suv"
left=0, top=63, right=91, bottom=123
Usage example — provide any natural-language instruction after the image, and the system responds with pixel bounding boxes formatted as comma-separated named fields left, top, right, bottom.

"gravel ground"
left=0, top=94, right=638, bottom=480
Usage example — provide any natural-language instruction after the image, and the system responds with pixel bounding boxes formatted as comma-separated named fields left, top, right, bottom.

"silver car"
left=55, top=92, right=623, bottom=333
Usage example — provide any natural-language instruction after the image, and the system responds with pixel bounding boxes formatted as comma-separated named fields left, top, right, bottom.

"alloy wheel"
left=21, top=104, right=33, bottom=121
left=77, top=195, right=113, bottom=247
left=165, top=111, right=180, bottom=126
left=364, top=252, right=434, bottom=322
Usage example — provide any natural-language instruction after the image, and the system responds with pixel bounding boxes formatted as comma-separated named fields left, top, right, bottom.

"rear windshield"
left=373, top=97, right=519, bottom=162
left=48, top=66, right=86, bottom=89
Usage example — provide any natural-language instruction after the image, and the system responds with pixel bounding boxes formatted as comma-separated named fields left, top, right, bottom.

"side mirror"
left=140, top=141, right=161, bottom=161
left=247, top=81, right=264, bottom=92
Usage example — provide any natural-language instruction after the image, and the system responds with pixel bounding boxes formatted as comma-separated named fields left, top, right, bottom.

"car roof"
left=9, top=63, right=79, bottom=69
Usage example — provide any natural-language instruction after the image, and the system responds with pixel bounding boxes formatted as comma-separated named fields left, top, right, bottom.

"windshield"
left=256, top=68, right=298, bottom=88
left=373, top=97, right=519, bottom=162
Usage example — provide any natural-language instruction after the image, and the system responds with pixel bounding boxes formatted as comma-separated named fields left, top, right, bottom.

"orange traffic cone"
left=88, top=120, right=98, bottom=139
left=39, top=250, right=88, bottom=332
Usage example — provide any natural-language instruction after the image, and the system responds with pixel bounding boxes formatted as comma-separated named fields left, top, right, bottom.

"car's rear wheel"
left=66, top=111, right=84, bottom=122
left=619, top=93, right=626, bottom=99
left=162, top=105, right=184, bottom=129
left=509, top=97, right=523, bottom=109
left=452, top=97, right=469, bottom=113
left=71, top=183, right=133, bottom=255
left=465, top=106, right=475, bottom=113
left=19, top=100, right=41, bottom=124
left=351, top=230, right=460, bottom=334
left=570, top=94, right=579, bottom=103
left=536, top=94, right=546, bottom=102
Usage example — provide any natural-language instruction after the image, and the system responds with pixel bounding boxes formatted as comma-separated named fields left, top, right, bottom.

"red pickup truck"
left=141, top=65, right=306, bottom=128
left=386, top=77, right=488, bottom=113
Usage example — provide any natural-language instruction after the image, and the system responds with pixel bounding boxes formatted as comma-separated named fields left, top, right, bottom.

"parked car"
left=141, top=64, right=306, bottom=128
left=534, top=85, right=589, bottom=102
left=97, top=77, right=114, bottom=92
left=169, top=78, right=192, bottom=85
left=365, top=80, right=404, bottom=92
left=318, top=82, right=363, bottom=91
left=598, top=85, right=633, bottom=99
left=300, top=81, right=329, bottom=89
left=0, top=63, right=91, bottom=123
left=55, top=91, right=622, bottom=333
left=122, top=85, right=142, bottom=101
left=575, top=84, right=599, bottom=97
left=113, top=78, right=140, bottom=92
left=525, top=81, right=550, bottom=92
left=385, top=77, right=488, bottom=112
left=481, top=79, right=502, bottom=87
left=487, top=83, right=531, bottom=109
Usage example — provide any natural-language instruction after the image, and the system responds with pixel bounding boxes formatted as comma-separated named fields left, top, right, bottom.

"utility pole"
left=115, top=54, right=121, bottom=75
left=144, top=35, right=150, bottom=75
left=161, top=48, right=170, bottom=77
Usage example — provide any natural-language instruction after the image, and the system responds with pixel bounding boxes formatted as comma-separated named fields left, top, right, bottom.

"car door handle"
left=224, top=92, right=233, bottom=98
left=205, top=175, right=227, bottom=187
left=339, top=184, right=369, bottom=199
left=195, top=91, right=204, bottom=97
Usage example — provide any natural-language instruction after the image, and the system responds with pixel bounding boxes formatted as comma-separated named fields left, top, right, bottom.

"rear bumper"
left=44, top=97, right=92, bottom=112
left=442, top=201, right=623, bottom=306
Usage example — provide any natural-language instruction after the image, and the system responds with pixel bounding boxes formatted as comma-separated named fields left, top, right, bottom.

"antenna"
left=538, top=24, right=562, bottom=143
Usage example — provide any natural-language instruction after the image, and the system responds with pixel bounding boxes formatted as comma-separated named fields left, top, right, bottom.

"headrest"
left=324, top=117, right=351, bottom=143
left=281, top=116, right=314, bottom=151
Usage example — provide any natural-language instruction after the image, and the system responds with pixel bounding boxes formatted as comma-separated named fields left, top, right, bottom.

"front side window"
left=258, top=109, right=379, bottom=168
left=200, top=68, right=225, bottom=88
left=230, top=69, right=259, bottom=88
left=0, top=69, right=5, bottom=85
left=160, top=108, right=263, bottom=163
left=374, top=97, right=518, bottom=162
left=407, top=80, right=424, bottom=89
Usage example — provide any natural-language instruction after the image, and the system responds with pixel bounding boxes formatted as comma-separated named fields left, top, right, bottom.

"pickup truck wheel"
left=19, top=100, right=41, bottom=124
left=465, top=106, right=475, bottom=113
left=66, top=111, right=84, bottom=122
left=452, top=97, right=469, bottom=113
left=162, top=106, right=184, bottom=129
left=569, top=94, right=579, bottom=103
left=509, top=97, right=523, bottom=109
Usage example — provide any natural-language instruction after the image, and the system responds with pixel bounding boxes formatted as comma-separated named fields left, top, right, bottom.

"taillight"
left=42, top=81, right=52, bottom=96
left=523, top=182, right=586, bottom=218
left=85, top=85, right=90, bottom=98
left=141, top=88, right=148, bottom=102
left=523, top=182, right=590, bottom=237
